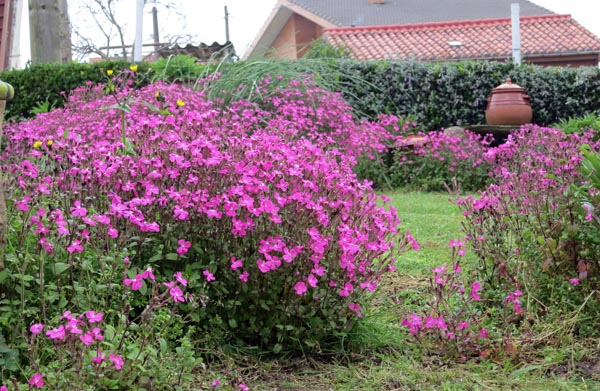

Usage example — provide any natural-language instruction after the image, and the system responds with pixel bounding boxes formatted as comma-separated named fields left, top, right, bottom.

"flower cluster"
left=401, top=239, right=491, bottom=356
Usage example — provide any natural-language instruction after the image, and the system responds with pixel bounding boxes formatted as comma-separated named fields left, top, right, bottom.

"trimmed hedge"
left=333, top=60, right=600, bottom=129
left=2, top=58, right=600, bottom=128
left=0, top=60, right=152, bottom=120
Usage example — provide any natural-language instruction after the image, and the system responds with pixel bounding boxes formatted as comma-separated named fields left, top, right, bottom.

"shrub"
left=1, top=71, right=411, bottom=383
left=388, top=130, right=493, bottom=192
left=553, top=112, right=600, bottom=139
left=0, top=60, right=151, bottom=120
left=149, top=54, right=207, bottom=83
left=457, top=125, right=600, bottom=337
left=400, top=239, right=494, bottom=360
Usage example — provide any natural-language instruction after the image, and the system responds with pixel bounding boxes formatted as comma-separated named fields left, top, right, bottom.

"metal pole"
left=224, top=5, right=230, bottom=43
left=152, top=6, right=159, bottom=45
left=134, top=0, right=144, bottom=61
left=511, top=3, right=521, bottom=65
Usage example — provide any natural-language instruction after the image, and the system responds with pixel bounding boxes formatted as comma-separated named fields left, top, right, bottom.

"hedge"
left=2, top=57, right=600, bottom=128
left=0, top=60, right=152, bottom=120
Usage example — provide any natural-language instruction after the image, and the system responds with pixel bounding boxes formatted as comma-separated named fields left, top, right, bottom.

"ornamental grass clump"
left=2, top=73, right=410, bottom=359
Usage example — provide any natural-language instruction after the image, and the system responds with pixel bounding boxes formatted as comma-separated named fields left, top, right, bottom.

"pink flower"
left=239, top=271, right=249, bottom=283
left=91, top=327, right=104, bottom=341
left=92, top=349, right=105, bottom=364
left=432, top=265, right=447, bottom=274
left=174, top=272, right=188, bottom=286
left=177, top=239, right=192, bottom=255
left=348, top=302, right=362, bottom=317
left=80, top=332, right=95, bottom=346
left=294, top=281, right=307, bottom=295
left=30, top=323, right=44, bottom=335
left=173, top=205, right=189, bottom=220
left=307, top=274, right=318, bottom=288
left=46, top=325, right=66, bottom=340
left=230, top=257, right=243, bottom=270
left=401, top=313, right=422, bottom=334
left=569, top=278, right=580, bottom=285
left=107, top=226, right=119, bottom=238
left=143, top=267, right=155, bottom=281
left=239, top=384, right=249, bottom=391
left=86, top=310, right=103, bottom=323
left=1, top=385, right=7, bottom=391
left=478, top=328, right=489, bottom=339
left=67, top=239, right=84, bottom=253
left=109, top=353, right=124, bottom=370
left=203, top=270, right=215, bottom=282
left=124, top=274, right=144, bottom=291
left=470, top=281, right=482, bottom=301
left=29, top=373, right=44, bottom=387
left=169, top=286, right=185, bottom=302
left=71, top=200, right=88, bottom=217
left=338, top=282, right=353, bottom=297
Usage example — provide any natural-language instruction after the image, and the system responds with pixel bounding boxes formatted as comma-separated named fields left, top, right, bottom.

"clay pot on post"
left=485, top=78, right=532, bottom=126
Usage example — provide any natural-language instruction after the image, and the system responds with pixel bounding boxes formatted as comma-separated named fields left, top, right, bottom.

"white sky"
left=14, top=0, right=600, bottom=67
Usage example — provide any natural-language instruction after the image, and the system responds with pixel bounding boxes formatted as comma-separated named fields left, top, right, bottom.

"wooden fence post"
left=0, top=80, right=14, bottom=270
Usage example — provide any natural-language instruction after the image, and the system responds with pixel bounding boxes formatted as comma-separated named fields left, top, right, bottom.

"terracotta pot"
left=485, top=78, right=532, bottom=126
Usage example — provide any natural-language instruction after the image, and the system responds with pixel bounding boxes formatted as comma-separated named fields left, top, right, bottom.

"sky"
left=14, top=0, right=600, bottom=67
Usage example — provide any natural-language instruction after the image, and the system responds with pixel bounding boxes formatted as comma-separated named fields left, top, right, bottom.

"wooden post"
left=29, top=0, right=72, bottom=63
left=0, top=80, right=14, bottom=270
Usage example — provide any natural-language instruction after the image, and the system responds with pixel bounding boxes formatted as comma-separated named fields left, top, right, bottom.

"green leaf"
left=52, top=262, right=70, bottom=275
left=165, top=253, right=179, bottom=261
left=228, top=319, right=238, bottom=329
left=159, top=338, right=168, bottom=356
left=104, top=324, right=116, bottom=341
left=273, top=343, right=283, bottom=354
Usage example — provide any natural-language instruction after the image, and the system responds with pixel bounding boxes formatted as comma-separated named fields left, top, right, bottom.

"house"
left=244, top=0, right=600, bottom=67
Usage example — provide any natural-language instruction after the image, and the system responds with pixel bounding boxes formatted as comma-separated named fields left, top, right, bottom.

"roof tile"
left=324, top=14, right=600, bottom=61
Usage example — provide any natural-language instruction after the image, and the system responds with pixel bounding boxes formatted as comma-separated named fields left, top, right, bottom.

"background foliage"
left=2, top=58, right=600, bottom=128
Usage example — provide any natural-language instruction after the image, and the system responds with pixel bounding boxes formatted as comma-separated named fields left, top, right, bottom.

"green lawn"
left=225, top=191, right=600, bottom=390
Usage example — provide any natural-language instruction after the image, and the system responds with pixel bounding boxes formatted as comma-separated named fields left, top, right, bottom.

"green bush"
left=553, top=112, right=600, bottom=137
left=148, top=55, right=207, bottom=83
left=0, top=60, right=151, bottom=120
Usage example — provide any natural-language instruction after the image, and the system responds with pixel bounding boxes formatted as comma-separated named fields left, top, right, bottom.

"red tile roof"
left=323, top=14, right=600, bottom=61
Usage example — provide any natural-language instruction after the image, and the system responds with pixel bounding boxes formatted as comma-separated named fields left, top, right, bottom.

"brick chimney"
left=368, top=0, right=385, bottom=4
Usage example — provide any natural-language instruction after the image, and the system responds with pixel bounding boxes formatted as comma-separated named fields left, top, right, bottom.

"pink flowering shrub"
left=2, top=75, right=411, bottom=353
left=391, top=130, right=494, bottom=191
left=458, top=125, right=600, bottom=333
left=401, top=239, right=494, bottom=359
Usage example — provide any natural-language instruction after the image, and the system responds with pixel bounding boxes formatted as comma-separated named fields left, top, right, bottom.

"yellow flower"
left=46, top=140, right=53, bottom=147
left=129, top=64, right=138, bottom=72
left=33, top=140, right=42, bottom=149
left=176, top=99, right=186, bottom=107
left=107, top=69, right=114, bottom=76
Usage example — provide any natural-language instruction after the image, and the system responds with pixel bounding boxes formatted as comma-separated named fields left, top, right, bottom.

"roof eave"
left=242, top=0, right=337, bottom=60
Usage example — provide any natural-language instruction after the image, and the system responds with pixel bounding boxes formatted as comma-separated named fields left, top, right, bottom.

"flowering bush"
left=457, top=125, right=600, bottom=334
left=1, top=71, right=411, bottom=380
left=401, top=239, right=494, bottom=360
left=390, top=130, right=493, bottom=192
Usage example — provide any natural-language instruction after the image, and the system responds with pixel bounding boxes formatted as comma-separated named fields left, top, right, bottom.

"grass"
left=222, top=190, right=600, bottom=390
